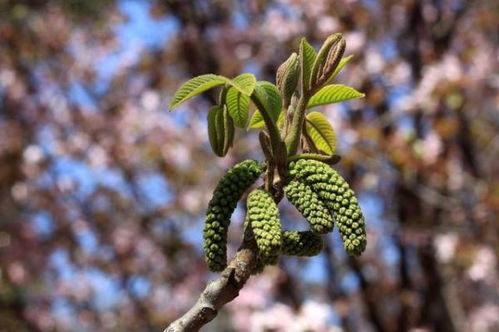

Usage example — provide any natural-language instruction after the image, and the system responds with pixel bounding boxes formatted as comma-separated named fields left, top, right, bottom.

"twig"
left=164, top=235, right=258, bottom=332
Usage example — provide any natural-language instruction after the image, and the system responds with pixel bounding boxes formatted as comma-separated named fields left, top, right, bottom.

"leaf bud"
left=276, top=52, right=299, bottom=107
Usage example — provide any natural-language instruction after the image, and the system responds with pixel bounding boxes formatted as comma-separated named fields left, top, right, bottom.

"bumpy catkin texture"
left=284, top=180, right=334, bottom=234
left=281, top=230, right=323, bottom=256
left=203, top=160, right=263, bottom=271
left=247, top=189, right=282, bottom=266
left=289, top=159, right=367, bottom=256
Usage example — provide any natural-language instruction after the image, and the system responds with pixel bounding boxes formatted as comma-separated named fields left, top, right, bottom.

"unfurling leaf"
left=305, top=111, right=336, bottom=155
left=248, top=81, right=282, bottom=129
left=299, top=38, right=317, bottom=95
left=170, top=74, right=227, bottom=109
left=207, top=105, right=222, bottom=156
left=248, top=110, right=265, bottom=129
left=231, top=73, right=257, bottom=96
left=222, top=105, right=235, bottom=155
left=327, top=55, right=354, bottom=84
left=170, top=73, right=255, bottom=110
left=207, top=105, right=234, bottom=157
left=307, top=84, right=364, bottom=109
left=310, top=33, right=345, bottom=90
left=226, top=87, right=250, bottom=128
left=276, top=52, right=299, bottom=107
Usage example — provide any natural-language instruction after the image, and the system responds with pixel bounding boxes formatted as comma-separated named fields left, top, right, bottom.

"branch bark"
left=164, top=235, right=258, bottom=332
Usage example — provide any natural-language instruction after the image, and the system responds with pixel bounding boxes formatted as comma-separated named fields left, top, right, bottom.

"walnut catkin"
left=284, top=180, right=334, bottom=234
left=289, top=159, right=367, bottom=256
left=203, top=160, right=262, bottom=271
left=246, top=189, right=282, bottom=265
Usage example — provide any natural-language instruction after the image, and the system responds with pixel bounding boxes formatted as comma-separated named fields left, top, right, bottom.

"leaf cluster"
left=170, top=33, right=367, bottom=273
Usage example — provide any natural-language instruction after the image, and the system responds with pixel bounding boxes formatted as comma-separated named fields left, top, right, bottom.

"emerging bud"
left=310, top=33, right=346, bottom=91
left=276, top=52, right=299, bottom=107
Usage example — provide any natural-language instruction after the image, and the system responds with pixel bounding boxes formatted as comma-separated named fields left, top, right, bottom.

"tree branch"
left=164, top=235, right=258, bottom=332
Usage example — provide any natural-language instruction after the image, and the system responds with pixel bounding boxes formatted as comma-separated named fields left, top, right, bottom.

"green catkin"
left=281, top=230, right=323, bottom=256
left=247, top=189, right=282, bottom=266
left=284, top=180, right=334, bottom=234
left=203, top=160, right=263, bottom=271
left=288, top=159, right=367, bottom=256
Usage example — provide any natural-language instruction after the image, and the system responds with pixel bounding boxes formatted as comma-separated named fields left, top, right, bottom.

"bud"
left=276, top=52, right=299, bottom=107
left=310, top=33, right=345, bottom=91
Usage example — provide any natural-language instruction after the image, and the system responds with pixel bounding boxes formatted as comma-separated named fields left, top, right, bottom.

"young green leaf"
left=207, top=105, right=222, bottom=155
left=327, top=55, right=354, bottom=83
left=252, top=81, right=282, bottom=122
left=299, top=38, right=317, bottom=95
left=230, top=73, right=257, bottom=96
left=305, top=112, right=336, bottom=155
left=276, top=52, right=299, bottom=107
left=248, top=109, right=285, bottom=130
left=248, top=110, right=265, bottom=129
left=310, top=33, right=344, bottom=90
left=222, top=105, right=235, bottom=155
left=226, top=87, right=250, bottom=128
left=169, top=74, right=227, bottom=109
left=307, top=84, right=364, bottom=109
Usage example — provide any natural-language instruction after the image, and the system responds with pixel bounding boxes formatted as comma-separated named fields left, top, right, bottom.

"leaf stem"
left=285, top=95, right=309, bottom=156
left=288, top=153, right=341, bottom=164
left=250, top=95, right=284, bottom=157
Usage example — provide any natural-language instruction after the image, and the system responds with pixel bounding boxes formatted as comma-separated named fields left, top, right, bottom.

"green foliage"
left=327, top=55, right=354, bottom=84
left=207, top=105, right=234, bottom=157
left=246, top=189, right=282, bottom=265
left=222, top=105, right=235, bottom=156
left=248, top=81, right=282, bottom=129
left=169, top=73, right=256, bottom=110
left=284, top=180, right=334, bottom=234
left=281, top=230, right=323, bottom=257
left=310, top=33, right=345, bottom=90
left=231, top=73, right=257, bottom=96
left=226, top=87, right=250, bottom=128
left=289, top=159, right=367, bottom=256
left=307, top=84, right=364, bottom=109
left=276, top=52, right=299, bottom=107
left=305, top=112, right=337, bottom=155
left=169, top=74, right=227, bottom=109
left=207, top=106, right=222, bottom=156
left=203, top=160, right=263, bottom=271
left=170, top=32, right=367, bottom=273
left=299, top=38, right=317, bottom=95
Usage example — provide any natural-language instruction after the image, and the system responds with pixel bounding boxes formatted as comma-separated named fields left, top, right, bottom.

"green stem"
left=250, top=95, right=284, bottom=155
left=288, top=153, right=341, bottom=163
left=285, top=96, right=309, bottom=156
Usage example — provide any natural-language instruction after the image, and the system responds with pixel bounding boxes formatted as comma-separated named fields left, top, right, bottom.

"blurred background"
left=0, top=0, right=498, bottom=331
